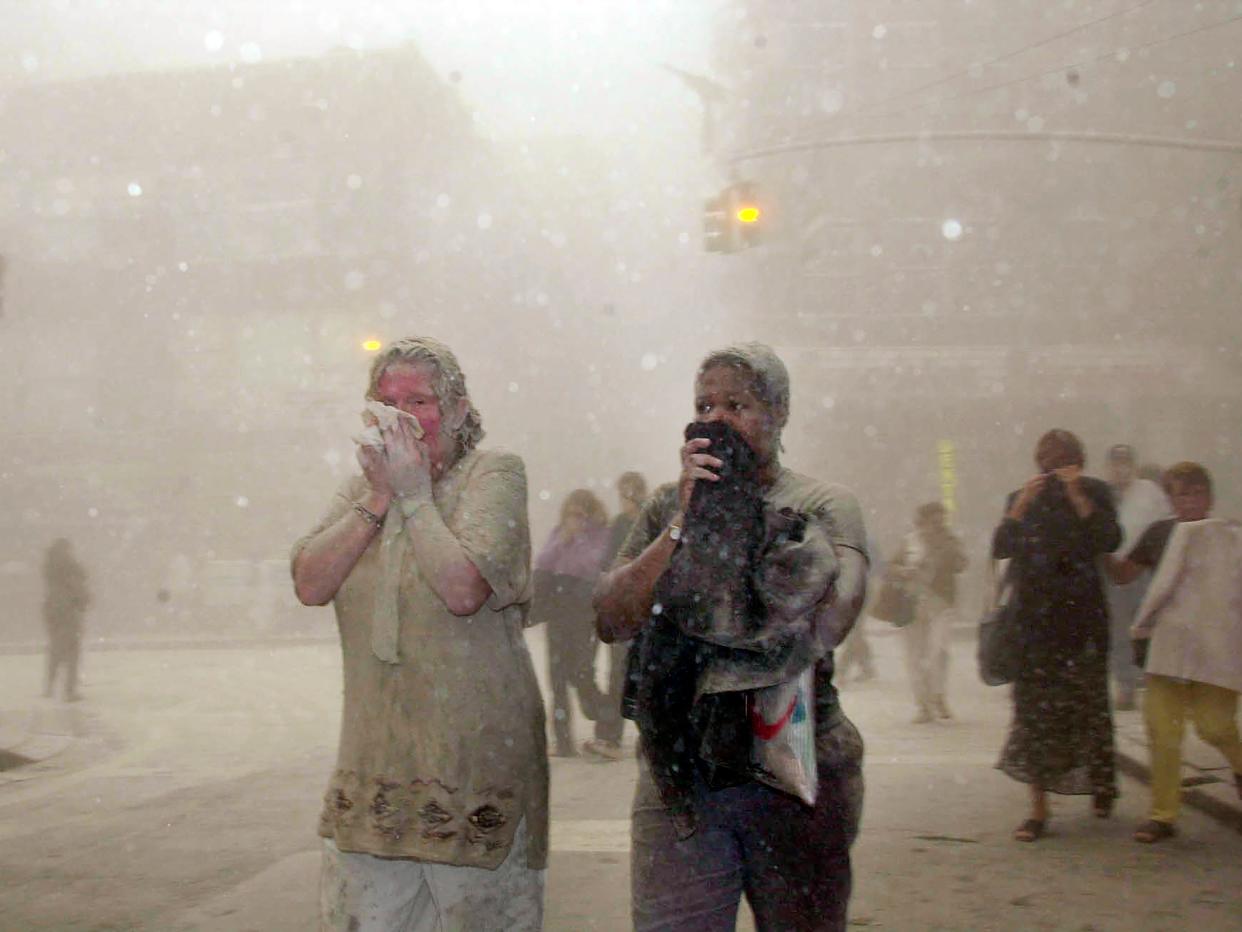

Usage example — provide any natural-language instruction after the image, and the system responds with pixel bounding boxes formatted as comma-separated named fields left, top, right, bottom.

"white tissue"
left=353, top=401, right=424, bottom=449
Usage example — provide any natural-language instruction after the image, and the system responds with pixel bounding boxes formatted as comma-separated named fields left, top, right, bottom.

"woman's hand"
left=678, top=437, right=723, bottom=513
left=356, top=445, right=395, bottom=512
left=1056, top=465, right=1094, bottom=518
left=1008, top=474, right=1047, bottom=521
left=384, top=417, right=434, bottom=501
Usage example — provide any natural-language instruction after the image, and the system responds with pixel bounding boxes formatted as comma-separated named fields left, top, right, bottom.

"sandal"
left=1134, top=820, right=1176, bottom=844
left=1092, top=792, right=1114, bottom=819
left=1013, top=818, right=1046, bottom=842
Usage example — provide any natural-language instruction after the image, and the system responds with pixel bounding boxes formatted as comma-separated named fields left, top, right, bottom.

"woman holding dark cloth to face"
left=594, top=342, right=869, bottom=932
left=993, top=429, right=1122, bottom=842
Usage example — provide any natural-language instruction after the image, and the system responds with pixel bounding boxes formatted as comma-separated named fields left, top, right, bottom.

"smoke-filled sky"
left=1, top=0, right=715, bottom=137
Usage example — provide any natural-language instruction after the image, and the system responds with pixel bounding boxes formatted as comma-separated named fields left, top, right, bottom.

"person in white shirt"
left=1104, top=444, right=1171, bottom=710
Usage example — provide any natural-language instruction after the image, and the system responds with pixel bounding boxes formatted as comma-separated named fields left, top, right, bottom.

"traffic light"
left=703, top=182, right=762, bottom=253
left=731, top=182, right=761, bottom=250
left=704, top=194, right=731, bottom=252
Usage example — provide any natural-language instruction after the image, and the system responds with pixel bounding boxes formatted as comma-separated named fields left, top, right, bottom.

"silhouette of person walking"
left=42, top=538, right=90, bottom=702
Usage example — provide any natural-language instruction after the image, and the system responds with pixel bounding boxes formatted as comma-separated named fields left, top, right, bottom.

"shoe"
left=1014, top=818, right=1046, bottom=842
left=1134, top=820, right=1176, bottom=843
left=1092, top=791, right=1114, bottom=819
left=582, top=739, right=623, bottom=762
left=935, top=698, right=953, bottom=720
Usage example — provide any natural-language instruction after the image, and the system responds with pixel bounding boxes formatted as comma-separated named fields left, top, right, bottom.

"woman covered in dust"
left=532, top=488, right=612, bottom=757
left=594, top=342, right=870, bottom=932
left=291, top=337, right=547, bottom=931
left=993, top=428, right=1121, bottom=843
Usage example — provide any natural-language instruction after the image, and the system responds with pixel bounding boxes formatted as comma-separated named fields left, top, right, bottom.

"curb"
left=1114, top=747, right=1242, bottom=835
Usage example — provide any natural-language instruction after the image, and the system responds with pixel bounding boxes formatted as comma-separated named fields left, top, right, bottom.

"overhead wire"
left=861, top=11, right=1242, bottom=121
left=869, top=0, right=1167, bottom=109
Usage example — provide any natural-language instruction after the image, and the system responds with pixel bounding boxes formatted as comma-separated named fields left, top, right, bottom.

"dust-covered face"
left=693, top=364, right=781, bottom=467
left=1168, top=480, right=1212, bottom=522
left=374, top=362, right=463, bottom=468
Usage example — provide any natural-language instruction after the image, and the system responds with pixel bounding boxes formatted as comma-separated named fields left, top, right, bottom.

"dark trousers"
left=631, top=719, right=865, bottom=932
left=593, top=640, right=630, bottom=744
left=541, top=575, right=607, bottom=753
left=44, top=627, right=81, bottom=700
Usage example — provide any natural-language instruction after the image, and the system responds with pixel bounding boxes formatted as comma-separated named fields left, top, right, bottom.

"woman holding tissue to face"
left=291, top=337, right=547, bottom=932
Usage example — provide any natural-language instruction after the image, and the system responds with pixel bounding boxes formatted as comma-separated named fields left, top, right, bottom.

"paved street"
left=1, top=629, right=1240, bottom=931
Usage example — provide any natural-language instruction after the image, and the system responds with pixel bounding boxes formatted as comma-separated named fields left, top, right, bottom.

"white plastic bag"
left=748, top=666, right=817, bottom=805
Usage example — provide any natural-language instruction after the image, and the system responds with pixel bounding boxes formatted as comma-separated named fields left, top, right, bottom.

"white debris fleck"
left=235, top=496, right=250, bottom=508
left=346, top=174, right=363, bottom=190
left=239, top=43, right=263, bottom=64
left=539, top=489, right=551, bottom=501
left=640, top=353, right=659, bottom=371
left=508, top=381, right=519, bottom=393
left=477, top=212, right=493, bottom=230
left=204, top=30, right=224, bottom=52
left=872, top=24, right=888, bottom=39
left=941, top=219, right=963, bottom=241
left=127, top=182, right=143, bottom=197
left=1157, top=80, right=1176, bottom=99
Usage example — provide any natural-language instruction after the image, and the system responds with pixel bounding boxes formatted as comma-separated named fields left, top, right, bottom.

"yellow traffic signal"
left=362, top=339, right=383, bottom=352
left=704, top=182, right=762, bottom=253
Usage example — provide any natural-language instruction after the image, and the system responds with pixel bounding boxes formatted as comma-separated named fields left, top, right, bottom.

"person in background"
left=42, top=538, right=90, bottom=703
left=993, top=429, right=1122, bottom=843
left=1106, top=462, right=1242, bottom=843
left=291, top=336, right=547, bottom=931
left=837, top=531, right=883, bottom=683
left=896, top=503, right=967, bottom=723
left=584, top=471, right=649, bottom=762
left=534, top=488, right=612, bottom=758
left=595, top=342, right=868, bottom=931
left=1104, top=444, right=1171, bottom=710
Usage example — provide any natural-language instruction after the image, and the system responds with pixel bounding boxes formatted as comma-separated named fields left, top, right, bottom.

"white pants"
left=319, top=818, right=545, bottom=932
left=903, top=595, right=954, bottom=710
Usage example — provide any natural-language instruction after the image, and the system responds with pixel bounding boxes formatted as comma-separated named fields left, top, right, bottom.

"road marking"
left=550, top=818, right=630, bottom=853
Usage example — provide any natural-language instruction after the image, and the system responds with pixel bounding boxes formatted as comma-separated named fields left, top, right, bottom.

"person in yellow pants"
left=1109, top=462, right=1242, bottom=843
left=1143, top=675, right=1242, bottom=830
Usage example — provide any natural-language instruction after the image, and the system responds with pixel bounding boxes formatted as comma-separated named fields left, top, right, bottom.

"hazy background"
left=1, top=0, right=1240, bottom=644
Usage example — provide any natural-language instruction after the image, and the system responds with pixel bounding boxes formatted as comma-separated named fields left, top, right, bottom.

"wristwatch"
left=667, top=523, right=683, bottom=543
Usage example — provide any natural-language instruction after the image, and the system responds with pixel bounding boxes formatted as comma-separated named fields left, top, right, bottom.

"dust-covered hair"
left=1163, top=461, right=1212, bottom=496
left=559, top=489, right=608, bottom=529
left=366, top=337, right=484, bottom=455
left=1035, top=429, right=1085, bottom=471
left=697, top=342, right=791, bottom=430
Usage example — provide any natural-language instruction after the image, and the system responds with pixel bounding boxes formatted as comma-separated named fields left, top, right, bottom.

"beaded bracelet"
left=351, top=501, right=383, bottom=528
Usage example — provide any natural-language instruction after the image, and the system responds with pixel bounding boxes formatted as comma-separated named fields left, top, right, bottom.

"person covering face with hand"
left=291, top=337, right=548, bottom=932
left=594, top=341, right=869, bottom=932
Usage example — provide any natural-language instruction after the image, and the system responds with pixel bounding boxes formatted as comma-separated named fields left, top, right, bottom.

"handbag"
left=870, top=559, right=916, bottom=628
left=977, top=559, right=1021, bottom=685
